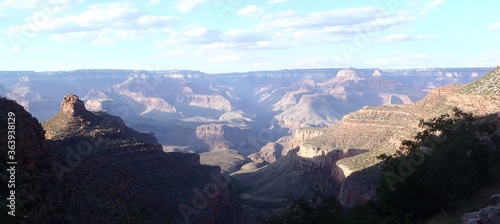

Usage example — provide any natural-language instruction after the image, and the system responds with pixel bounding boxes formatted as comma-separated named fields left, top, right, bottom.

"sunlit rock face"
left=234, top=67, right=500, bottom=213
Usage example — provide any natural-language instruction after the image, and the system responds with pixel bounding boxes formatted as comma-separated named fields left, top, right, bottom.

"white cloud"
left=0, top=14, right=7, bottom=22
left=369, top=52, right=438, bottom=67
left=379, top=33, right=438, bottom=42
left=156, top=24, right=272, bottom=49
left=0, top=0, right=38, bottom=10
left=138, top=15, right=178, bottom=27
left=157, top=5, right=434, bottom=68
left=157, top=50, right=195, bottom=58
left=157, top=6, right=414, bottom=53
left=0, top=0, right=83, bottom=12
left=156, top=24, right=221, bottom=46
left=5, top=3, right=179, bottom=45
left=147, top=0, right=161, bottom=5
left=419, top=0, right=444, bottom=15
left=489, top=22, right=500, bottom=29
left=175, top=0, right=208, bottom=13
left=208, top=54, right=242, bottom=62
left=293, top=57, right=344, bottom=68
left=50, top=30, right=150, bottom=46
left=468, top=52, right=500, bottom=67
left=32, top=46, right=48, bottom=52
left=268, top=0, right=289, bottom=4
left=256, top=7, right=413, bottom=33
left=425, top=0, right=444, bottom=9
left=237, top=5, right=264, bottom=18
left=263, top=10, right=295, bottom=20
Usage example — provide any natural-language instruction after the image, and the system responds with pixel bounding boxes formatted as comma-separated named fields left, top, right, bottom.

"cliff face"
left=1, top=94, right=240, bottom=224
left=0, top=98, right=47, bottom=171
left=0, top=97, right=48, bottom=223
left=248, top=142, right=283, bottom=163
left=291, top=128, right=326, bottom=149
left=177, top=94, right=232, bottom=111
left=236, top=67, right=500, bottom=210
left=196, top=124, right=234, bottom=150
left=298, top=69, right=500, bottom=207
left=274, top=93, right=340, bottom=129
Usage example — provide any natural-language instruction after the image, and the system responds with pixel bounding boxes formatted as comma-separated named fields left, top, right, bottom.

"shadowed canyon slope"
left=0, top=94, right=239, bottom=224
left=233, top=67, right=500, bottom=215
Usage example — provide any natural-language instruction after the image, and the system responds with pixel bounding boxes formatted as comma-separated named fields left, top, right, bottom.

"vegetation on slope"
left=459, top=66, right=500, bottom=95
left=260, top=108, right=500, bottom=223
left=377, top=108, right=500, bottom=221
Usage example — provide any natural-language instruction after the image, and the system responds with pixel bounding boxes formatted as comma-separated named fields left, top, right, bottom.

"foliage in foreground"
left=258, top=191, right=344, bottom=224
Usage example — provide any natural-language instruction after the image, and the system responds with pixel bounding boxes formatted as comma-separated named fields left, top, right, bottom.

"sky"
left=0, top=0, right=499, bottom=73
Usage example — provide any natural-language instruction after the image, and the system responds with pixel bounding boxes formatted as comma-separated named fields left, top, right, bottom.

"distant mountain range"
left=0, top=67, right=494, bottom=173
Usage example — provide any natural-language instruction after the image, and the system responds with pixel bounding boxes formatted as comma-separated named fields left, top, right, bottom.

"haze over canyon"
left=1, top=66, right=500, bottom=223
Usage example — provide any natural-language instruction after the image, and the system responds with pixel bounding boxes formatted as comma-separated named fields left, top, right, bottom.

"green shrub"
left=376, top=108, right=500, bottom=221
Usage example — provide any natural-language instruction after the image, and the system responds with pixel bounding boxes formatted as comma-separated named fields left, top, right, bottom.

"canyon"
left=0, top=68, right=491, bottom=160
left=0, top=94, right=239, bottom=223
left=232, top=67, right=500, bottom=220
left=0, top=67, right=497, bottom=223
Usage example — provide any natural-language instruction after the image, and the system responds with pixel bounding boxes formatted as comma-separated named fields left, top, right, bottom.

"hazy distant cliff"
left=0, top=67, right=493, bottom=171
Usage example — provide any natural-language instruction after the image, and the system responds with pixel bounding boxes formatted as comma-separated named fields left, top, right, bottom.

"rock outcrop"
left=274, top=93, right=340, bottom=130
left=60, top=93, right=89, bottom=115
left=291, top=128, right=326, bottom=149
left=196, top=124, right=235, bottom=150
left=1, top=94, right=240, bottom=223
left=177, top=94, right=232, bottom=111
left=462, top=194, right=500, bottom=224
left=248, top=142, right=283, bottom=163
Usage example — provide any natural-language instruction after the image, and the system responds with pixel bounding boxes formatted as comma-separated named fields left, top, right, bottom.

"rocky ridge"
left=1, top=94, right=240, bottom=223
left=234, top=67, right=500, bottom=213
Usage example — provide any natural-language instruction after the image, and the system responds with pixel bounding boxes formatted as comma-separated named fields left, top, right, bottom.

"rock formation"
left=60, top=93, right=88, bottom=115
left=0, top=67, right=494, bottom=181
left=248, top=142, right=283, bottom=163
left=234, top=67, right=500, bottom=216
left=1, top=94, right=240, bottom=223
left=291, top=128, right=326, bottom=149
left=0, top=97, right=49, bottom=223
left=177, top=94, right=232, bottom=111
left=0, top=67, right=492, bottom=157
left=462, top=194, right=500, bottom=224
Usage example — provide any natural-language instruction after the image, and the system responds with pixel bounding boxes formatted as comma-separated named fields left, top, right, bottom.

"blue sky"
left=0, top=0, right=499, bottom=73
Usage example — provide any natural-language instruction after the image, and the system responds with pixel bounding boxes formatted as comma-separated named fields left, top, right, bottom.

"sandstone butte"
left=233, top=67, right=500, bottom=212
left=0, top=94, right=240, bottom=224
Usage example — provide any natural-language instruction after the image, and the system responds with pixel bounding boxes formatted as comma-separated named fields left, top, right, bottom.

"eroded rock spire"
left=60, top=93, right=86, bottom=115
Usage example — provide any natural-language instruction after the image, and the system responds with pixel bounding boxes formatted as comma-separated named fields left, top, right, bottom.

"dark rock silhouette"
left=0, top=94, right=240, bottom=223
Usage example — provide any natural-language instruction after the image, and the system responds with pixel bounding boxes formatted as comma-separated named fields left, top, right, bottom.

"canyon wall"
left=0, top=95, right=241, bottom=223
